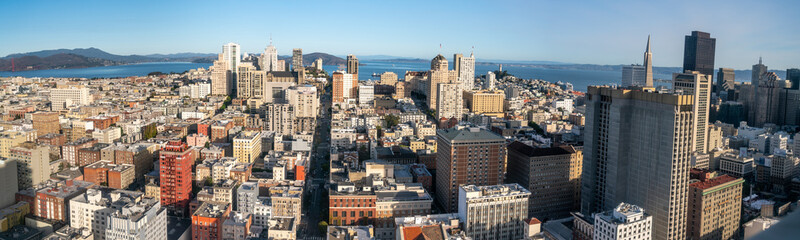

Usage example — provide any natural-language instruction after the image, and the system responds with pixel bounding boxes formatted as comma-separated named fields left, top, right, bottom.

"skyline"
left=1, top=0, right=799, bottom=69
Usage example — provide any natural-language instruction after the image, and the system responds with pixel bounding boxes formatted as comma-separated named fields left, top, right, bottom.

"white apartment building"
left=51, top=84, right=92, bottom=111
left=70, top=189, right=166, bottom=240
left=593, top=203, right=652, bottom=240
left=458, top=184, right=530, bottom=240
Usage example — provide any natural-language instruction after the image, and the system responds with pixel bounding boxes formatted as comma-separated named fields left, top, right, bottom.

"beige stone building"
left=464, top=89, right=505, bottom=116
left=233, top=131, right=261, bottom=164
left=687, top=174, right=743, bottom=240
left=435, top=83, right=463, bottom=120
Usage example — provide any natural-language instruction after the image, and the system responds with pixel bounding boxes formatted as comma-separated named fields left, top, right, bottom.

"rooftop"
left=690, top=174, right=743, bottom=191
left=508, top=141, right=575, bottom=157
left=193, top=202, right=230, bottom=218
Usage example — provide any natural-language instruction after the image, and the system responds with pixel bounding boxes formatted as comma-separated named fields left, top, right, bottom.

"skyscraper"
left=749, top=72, right=784, bottom=126
left=643, top=35, right=653, bottom=87
left=582, top=86, right=695, bottom=240
left=435, top=127, right=506, bottom=213
left=752, top=57, right=767, bottom=86
left=292, top=48, right=303, bottom=71
left=621, top=65, right=646, bottom=87
left=262, top=40, right=278, bottom=72
left=786, top=68, right=800, bottom=90
left=673, top=71, right=712, bottom=153
left=717, top=68, right=735, bottom=98
left=346, top=54, right=359, bottom=75
left=159, top=141, right=196, bottom=216
left=456, top=53, right=476, bottom=91
left=682, top=31, right=716, bottom=82
left=222, top=43, right=241, bottom=74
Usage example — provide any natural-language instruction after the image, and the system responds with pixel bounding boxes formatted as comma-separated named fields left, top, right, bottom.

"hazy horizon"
left=2, top=0, right=799, bottom=69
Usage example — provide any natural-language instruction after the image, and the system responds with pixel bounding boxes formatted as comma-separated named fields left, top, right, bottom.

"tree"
left=384, top=114, right=400, bottom=128
left=528, top=121, right=545, bottom=135
left=204, top=177, right=214, bottom=186
left=318, top=221, right=329, bottom=233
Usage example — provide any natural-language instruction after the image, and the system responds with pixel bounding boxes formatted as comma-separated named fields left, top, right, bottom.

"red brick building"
left=37, top=133, right=67, bottom=147
left=83, top=160, right=135, bottom=189
left=85, top=115, right=119, bottom=130
left=77, top=145, right=104, bottom=167
left=329, top=194, right=377, bottom=226
left=62, top=138, right=97, bottom=166
left=192, top=202, right=231, bottom=240
left=159, top=140, right=196, bottom=216
left=210, top=121, right=233, bottom=143
left=35, top=180, right=94, bottom=221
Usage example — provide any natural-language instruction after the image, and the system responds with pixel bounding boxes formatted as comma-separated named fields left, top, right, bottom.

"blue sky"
left=1, top=0, right=798, bottom=69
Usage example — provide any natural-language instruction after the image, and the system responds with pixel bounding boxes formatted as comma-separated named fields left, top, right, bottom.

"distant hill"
left=5, top=47, right=155, bottom=62
left=278, top=52, right=346, bottom=66
left=0, top=53, right=113, bottom=71
left=2, top=48, right=219, bottom=71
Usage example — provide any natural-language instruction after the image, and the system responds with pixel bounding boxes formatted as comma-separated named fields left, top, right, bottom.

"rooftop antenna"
left=471, top=46, right=474, bottom=57
left=270, top=34, right=273, bottom=45
left=439, top=43, right=442, bottom=55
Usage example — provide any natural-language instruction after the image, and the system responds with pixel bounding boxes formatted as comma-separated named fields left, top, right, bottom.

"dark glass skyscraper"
left=683, top=31, right=716, bottom=81
left=787, top=68, right=800, bottom=90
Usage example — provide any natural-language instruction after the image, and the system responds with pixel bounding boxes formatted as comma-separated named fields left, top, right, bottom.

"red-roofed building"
left=687, top=175, right=743, bottom=240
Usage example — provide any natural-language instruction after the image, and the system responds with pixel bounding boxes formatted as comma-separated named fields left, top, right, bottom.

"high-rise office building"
left=292, top=48, right=303, bottom=71
left=32, top=112, right=60, bottom=136
left=593, top=203, right=653, bottom=240
left=787, top=68, right=800, bottom=90
left=332, top=71, right=358, bottom=103
left=455, top=53, right=475, bottom=91
left=717, top=68, right=735, bottom=97
left=643, top=35, right=653, bottom=87
left=346, top=54, right=359, bottom=75
left=749, top=72, right=784, bottom=127
left=687, top=173, right=743, bottom=240
left=683, top=31, right=716, bottom=82
left=752, top=57, right=767, bottom=87
left=582, top=86, right=695, bottom=240
left=621, top=65, right=646, bottom=87
left=435, top=83, right=463, bottom=120
left=458, top=184, right=530, bottom=240
left=262, top=40, right=278, bottom=72
left=673, top=71, right=712, bottom=153
left=159, top=141, right=196, bottom=216
left=223, top=43, right=241, bottom=75
left=507, top=142, right=582, bottom=220
left=435, top=127, right=507, bottom=213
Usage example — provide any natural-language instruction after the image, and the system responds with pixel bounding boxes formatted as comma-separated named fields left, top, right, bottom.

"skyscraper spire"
left=643, top=35, right=653, bottom=87
left=759, top=56, right=762, bottom=65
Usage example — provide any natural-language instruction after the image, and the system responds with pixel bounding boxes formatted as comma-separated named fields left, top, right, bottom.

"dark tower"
left=683, top=31, right=716, bottom=81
